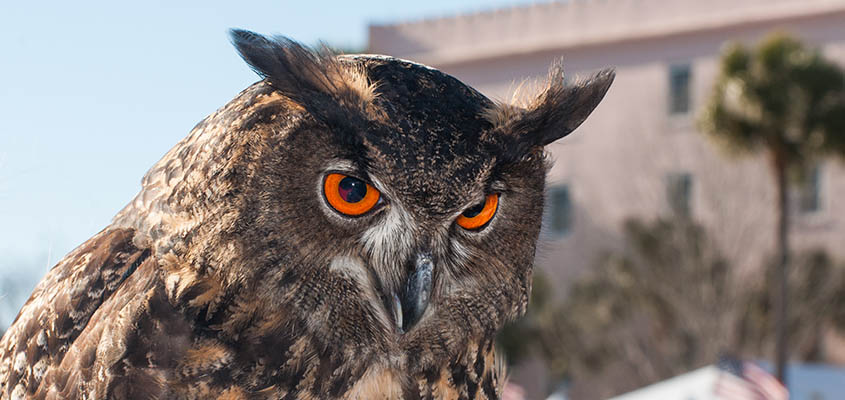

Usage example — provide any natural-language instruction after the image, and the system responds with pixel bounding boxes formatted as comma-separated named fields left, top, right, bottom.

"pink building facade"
left=369, top=0, right=845, bottom=288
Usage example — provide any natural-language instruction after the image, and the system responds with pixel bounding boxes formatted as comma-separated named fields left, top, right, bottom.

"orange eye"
left=456, top=194, right=499, bottom=230
left=324, top=173, right=381, bottom=216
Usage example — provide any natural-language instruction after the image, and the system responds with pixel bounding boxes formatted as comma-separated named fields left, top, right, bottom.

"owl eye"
left=456, top=194, right=499, bottom=230
left=324, top=173, right=381, bottom=216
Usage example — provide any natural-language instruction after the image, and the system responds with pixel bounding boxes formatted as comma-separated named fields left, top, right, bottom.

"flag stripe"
left=714, top=357, right=788, bottom=400
left=744, top=363, right=789, bottom=400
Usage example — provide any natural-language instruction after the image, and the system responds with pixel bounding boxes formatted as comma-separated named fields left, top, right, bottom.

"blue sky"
left=0, top=1, right=540, bottom=278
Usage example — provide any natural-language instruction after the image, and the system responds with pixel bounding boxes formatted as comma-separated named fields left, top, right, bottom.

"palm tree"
left=700, top=32, right=845, bottom=383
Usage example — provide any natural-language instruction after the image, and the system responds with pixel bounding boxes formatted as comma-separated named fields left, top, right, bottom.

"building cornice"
left=368, top=0, right=845, bottom=67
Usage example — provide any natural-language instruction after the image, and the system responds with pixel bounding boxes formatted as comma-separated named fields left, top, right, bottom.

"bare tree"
left=503, top=216, right=845, bottom=399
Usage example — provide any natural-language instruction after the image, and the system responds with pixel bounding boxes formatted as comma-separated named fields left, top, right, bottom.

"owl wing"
left=0, top=227, right=171, bottom=399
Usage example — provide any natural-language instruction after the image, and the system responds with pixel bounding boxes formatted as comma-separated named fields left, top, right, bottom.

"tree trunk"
left=772, top=151, right=790, bottom=385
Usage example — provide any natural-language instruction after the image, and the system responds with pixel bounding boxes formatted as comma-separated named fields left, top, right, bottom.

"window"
left=798, top=164, right=822, bottom=214
left=547, top=185, right=572, bottom=236
left=666, top=172, right=693, bottom=217
left=669, top=64, right=691, bottom=115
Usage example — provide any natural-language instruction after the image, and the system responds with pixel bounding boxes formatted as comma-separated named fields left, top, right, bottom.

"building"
left=369, top=0, right=845, bottom=290
left=369, top=1, right=845, bottom=396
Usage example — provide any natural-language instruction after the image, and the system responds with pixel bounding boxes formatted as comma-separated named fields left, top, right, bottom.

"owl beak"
left=393, top=253, right=433, bottom=334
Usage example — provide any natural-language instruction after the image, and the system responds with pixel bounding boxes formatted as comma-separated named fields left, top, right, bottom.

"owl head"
left=114, top=30, right=612, bottom=388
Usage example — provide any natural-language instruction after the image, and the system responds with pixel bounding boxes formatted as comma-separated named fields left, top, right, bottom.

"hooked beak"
left=390, top=253, right=433, bottom=334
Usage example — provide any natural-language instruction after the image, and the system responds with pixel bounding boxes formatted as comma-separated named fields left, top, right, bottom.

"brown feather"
left=0, top=31, right=612, bottom=399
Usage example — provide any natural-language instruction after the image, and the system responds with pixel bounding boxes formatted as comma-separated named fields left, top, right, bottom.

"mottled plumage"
left=0, top=30, right=613, bottom=399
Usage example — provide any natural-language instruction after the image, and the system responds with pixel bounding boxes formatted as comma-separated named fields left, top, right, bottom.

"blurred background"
left=3, top=1, right=845, bottom=399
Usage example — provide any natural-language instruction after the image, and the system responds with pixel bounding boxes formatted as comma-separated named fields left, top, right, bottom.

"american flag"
left=714, top=357, right=789, bottom=400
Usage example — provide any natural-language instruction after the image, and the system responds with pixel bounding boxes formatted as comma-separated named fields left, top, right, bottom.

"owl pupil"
left=462, top=201, right=485, bottom=218
left=338, top=177, right=367, bottom=203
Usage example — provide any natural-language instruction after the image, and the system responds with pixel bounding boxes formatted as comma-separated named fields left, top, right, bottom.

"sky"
left=0, top=1, right=541, bottom=282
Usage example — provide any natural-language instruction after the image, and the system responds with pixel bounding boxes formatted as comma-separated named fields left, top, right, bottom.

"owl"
left=0, top=30, right=613, bottom=399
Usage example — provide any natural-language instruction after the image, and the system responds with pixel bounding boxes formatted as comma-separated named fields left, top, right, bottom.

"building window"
left=547, top=185, right=572, bottom=236
left=798, top=165, right=822, bottom=214
left=666, top=172, right=693, bottom=217
left=669, top=63, right=691, bottom=115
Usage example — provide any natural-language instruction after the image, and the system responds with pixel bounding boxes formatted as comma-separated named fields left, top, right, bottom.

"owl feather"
left=0, top=30, right=613, bottom=399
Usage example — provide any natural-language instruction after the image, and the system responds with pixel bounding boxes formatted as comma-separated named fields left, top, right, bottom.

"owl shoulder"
left=0, top=227, right=179, bottom=398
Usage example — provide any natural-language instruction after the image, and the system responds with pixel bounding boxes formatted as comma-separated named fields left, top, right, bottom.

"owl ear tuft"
left=487, top=64, right=614, bottom=156
left=229, top=29, right=377, bottom=117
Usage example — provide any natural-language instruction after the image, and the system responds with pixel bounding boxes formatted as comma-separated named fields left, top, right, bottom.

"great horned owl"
left=0, top=30, right=613, bottom=399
